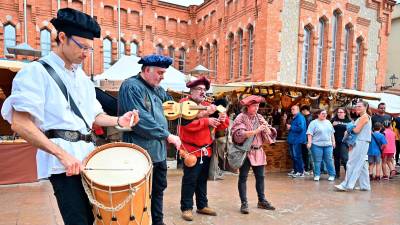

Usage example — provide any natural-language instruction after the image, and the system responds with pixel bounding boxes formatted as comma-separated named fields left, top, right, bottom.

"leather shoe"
left=240, top=202, right=249, bottom=214
left=181, top=210, right=193, bottom=221
left=257, top=200, right=275, bottom=210
left=196, top=207, right=217, bottom=216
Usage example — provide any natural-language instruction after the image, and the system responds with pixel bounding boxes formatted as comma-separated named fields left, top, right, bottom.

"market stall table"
left=0, top=141, right=37, bottom=184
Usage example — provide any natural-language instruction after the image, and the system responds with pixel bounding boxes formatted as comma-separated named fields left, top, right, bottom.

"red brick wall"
left=0, top=0, right=395, bottom=92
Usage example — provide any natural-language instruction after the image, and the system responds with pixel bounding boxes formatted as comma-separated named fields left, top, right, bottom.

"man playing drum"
left=178, top=76, right=229, bottom=221
left=118, top=54, right=182, bottom=225
left=1, top=8, right=138, bottom=225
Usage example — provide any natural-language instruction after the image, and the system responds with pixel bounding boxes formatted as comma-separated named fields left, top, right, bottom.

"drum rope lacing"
left=82, top=163, right=154, bottom=225
left=82, top=176, right=145, bottom=212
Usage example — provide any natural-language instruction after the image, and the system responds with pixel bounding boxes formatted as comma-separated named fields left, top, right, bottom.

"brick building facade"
left=0, top=0, right=396, bottom=91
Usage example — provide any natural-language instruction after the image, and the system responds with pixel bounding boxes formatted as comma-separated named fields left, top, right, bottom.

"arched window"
left=205, top=44, right=211, bottom=71
left=353, top=38, right=363, bottom=90
left=316, top=19, right=325, bottom=87
left=237, top=29, right=243, bottom=78
left=247, top=25, right=254, bottom=75
left=40, top=29, right=51, bottom=56
left=228, top=33, right=234, bottom=79
left=156, top=44, right=163, bottom=55
left=329, top=11, right=341, bottom=87
left=178, top=48, right=186, bottom=72
left=213, top=41, right=218, bottom=79
left=168, top=46, right=175, bottom=62
left=4, top=24, right=16, bottom=55
left=301, top=27, right=311, bottom=85
left=342, top=25, right=352, bottom=88
left=198, top=46, right=204, bottom=65
left=103, top=38, right=112, bottom=70
left=119, top=41, right=126, bottom=58
left=130, top=42, right=138, bottom=56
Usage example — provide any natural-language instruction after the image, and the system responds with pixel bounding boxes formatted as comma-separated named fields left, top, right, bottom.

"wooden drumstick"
left=85, top=167, right=135, bottom=171
left=129, top=113, right=135, bottom=127
left=52, top=167, right=135, bottom=171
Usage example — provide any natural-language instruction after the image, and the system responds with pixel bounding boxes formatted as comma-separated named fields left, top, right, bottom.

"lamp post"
left=389, top=74, right=398, bottom=87
left=381, top=74, right=398, bottom=91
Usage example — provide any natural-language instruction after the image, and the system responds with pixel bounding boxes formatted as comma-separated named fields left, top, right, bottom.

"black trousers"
left=396, top=140, right=400, bottom=164
left=180, top=156, right=210, bottom=211
left=333, top=143, right=348, bottom=177
left=301, top=144, right=311, bottom=172
left=49, top=173, right=94, bottom=225
left=238, top=158, right=266, bottom=203
left=152, top=160, right=168, bottom=225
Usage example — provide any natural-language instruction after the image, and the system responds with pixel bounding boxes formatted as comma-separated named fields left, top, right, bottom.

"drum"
left=82, top=142, right=152, bottom=225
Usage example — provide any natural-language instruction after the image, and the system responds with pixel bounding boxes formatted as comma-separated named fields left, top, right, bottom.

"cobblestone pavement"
left=1, top=170, right=399, bottom=225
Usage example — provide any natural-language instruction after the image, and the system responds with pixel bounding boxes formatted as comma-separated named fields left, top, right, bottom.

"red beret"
left=186, top=76, right=211, bottom=90
left=240, top=95, right=265, bottom=106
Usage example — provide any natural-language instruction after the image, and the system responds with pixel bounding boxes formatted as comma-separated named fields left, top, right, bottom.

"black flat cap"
left=51, top=8, right=101, bottom=40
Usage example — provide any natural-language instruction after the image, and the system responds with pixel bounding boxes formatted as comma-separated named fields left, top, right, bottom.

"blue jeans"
left=311, top=144, right=336, bottom=177
left=288, top=144, right=304, bottom=173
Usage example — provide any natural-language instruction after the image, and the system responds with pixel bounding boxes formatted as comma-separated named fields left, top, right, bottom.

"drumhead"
left=84, top=146, right=151, bottom=187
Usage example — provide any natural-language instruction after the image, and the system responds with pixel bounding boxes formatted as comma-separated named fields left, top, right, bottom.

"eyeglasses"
left=337, top=111, right=345, bottom=114
left=193, top=87, right=207, bottom=92
left=69, top=37, right=94, bottom=53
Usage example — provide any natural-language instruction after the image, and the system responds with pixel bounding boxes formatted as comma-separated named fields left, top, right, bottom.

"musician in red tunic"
left=178, top=76, right=229, bottom=221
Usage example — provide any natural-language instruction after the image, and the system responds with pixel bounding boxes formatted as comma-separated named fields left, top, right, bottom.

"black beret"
left=51, top=8, right=101, bottom=40
left=138, top=54, right=173, bottom=68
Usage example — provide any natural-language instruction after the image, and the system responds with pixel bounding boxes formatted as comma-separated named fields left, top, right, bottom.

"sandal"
left=390, top=170, right=397, bottom=177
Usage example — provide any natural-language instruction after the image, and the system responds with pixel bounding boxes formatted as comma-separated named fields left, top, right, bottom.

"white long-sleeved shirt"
left=1, top=52, right=103, bottom=179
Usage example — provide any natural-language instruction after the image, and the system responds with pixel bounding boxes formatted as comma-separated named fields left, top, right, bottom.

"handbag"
left=227, top=118, right=258, bottom=170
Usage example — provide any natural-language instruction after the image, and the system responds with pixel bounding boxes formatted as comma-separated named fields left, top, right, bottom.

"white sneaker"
left=304, top=171, right=311, bottom=176
left=334, top=184, right=347, bottom=192
left=354, top=186, right=370, bottom=191
left=313, top=176, right=320, bottom=181
left=328, top=176, right=335, bottom=181
left=287, top=170, right=295, bottom=176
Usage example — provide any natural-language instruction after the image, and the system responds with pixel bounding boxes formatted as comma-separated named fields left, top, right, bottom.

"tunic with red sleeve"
left=178, top=97, right=229, bottom=157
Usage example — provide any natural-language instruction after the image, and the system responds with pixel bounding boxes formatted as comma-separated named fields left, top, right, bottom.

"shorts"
left=368, top=155, right=381, bottom=164
left=382, top=153, right=394, bottom=159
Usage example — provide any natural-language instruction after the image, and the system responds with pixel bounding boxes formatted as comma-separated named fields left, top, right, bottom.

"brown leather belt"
left=250, top=145, right=261, bottom=150
left=44, top=129, right=93, bottom=143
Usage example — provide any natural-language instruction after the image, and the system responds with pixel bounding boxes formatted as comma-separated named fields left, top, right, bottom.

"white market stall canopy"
left=365, top=92, right=400, bottom=114
left=96, top=55, right=191, bottom=92
left=0, top=59, right=27, bottom=72
left=212, top=81, right=381, bottom=100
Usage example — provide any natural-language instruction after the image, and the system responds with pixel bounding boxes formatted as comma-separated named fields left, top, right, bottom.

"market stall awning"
left=212, top=81, right=332, bottom=94
left=0, top=59, right=27, bottom=72
left=335, top=89, right=381, bottom=100
left=212, top=81, right=381, bottom=100
left=365, top=92, right=400, bottom=114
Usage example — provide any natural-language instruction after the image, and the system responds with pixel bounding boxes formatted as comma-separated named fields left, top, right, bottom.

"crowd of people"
left=285, top=101, right=400, bottom=189
left=2, top=7, right=399, bottom=225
